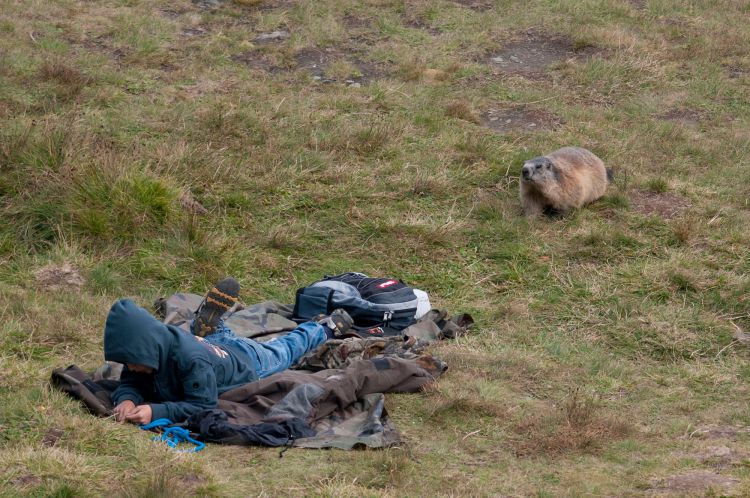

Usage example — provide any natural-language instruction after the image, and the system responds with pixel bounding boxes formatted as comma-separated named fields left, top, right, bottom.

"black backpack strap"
left=292, top=287, right=304, bottom=320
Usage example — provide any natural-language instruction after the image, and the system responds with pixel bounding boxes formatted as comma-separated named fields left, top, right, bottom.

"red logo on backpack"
left=378, top=280, right=397, bottom=288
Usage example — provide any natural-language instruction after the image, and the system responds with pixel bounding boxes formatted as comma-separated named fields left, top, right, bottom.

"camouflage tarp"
left=155, top=293, right=298, bottom=341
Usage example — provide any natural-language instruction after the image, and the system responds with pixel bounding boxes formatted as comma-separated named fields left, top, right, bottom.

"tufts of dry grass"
left=511, top=390, right=632, bottom=457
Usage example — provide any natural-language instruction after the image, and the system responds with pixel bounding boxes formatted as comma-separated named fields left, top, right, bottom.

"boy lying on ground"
left=103, top=278, right=353, bottom=425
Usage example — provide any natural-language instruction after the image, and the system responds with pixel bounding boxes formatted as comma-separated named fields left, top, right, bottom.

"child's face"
left=127, top=363, right=154, bottom=374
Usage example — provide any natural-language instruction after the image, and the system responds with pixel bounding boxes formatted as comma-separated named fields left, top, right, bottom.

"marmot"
left=519, top=146, right=612, bottom=216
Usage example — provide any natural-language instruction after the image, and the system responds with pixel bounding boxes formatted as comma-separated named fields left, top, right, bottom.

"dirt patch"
left=685, top=445, right=750, bottom=466
left=343, top=14, right=371, bottom=29
left=725, top=65, right=749, bottom=79
left=41, top=427, right=64, bottom=447
left=629, top=190, right=689, bottom=219
left=160, top=8, right=187, bottom=19
left=649, top=471, right=739, bottom=495
left=627, top=0, right=647, bottom=9
left=80, top=35, right=127, bottom=64
left=488, top=33, right=598, bottom=77
left=481, top=107, right=562, bottom=133
left=257, top=0, right=296, bottom=11
left=658, top=108, right=704, bottom=125
left=10, top=474, right=41, bottom=487
left=689, top=425, right=750, bottom=440
left=453, top=0, right=493, bottom=11
left=403, top=18, right=441, bottom=35
left=233, top=46, right=388, bottom=85
left=510, top=392, right=631, bottom=457
left=34, top=263, right=85, bottom=291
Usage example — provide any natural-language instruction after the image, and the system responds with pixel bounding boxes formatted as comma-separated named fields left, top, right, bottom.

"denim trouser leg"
left=203, top=321, right=327, bottom=379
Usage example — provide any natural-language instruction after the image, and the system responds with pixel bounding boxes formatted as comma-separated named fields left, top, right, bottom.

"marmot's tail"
left=606, top=168, right=614, bottom=182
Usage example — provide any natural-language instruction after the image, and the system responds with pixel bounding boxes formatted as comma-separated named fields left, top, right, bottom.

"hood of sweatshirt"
left=103, top=299, right=172, bottom=371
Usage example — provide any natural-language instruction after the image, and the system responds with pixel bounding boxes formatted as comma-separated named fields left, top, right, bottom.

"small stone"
left=732, top=328, right=750, bottom=345
left=348, top=82, right=362, bottom=88
left=312, top=75, right=322, bottom=81
left=491, top=56, right=505, bottom=63
left=254, top=30, right=290, bottom=43
left=489, top=117, right=498, bottom=122
left=509, top=55, right=521, bottom=63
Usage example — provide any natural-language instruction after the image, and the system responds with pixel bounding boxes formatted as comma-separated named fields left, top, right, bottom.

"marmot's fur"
left=519, top=147, right=612, bottom=216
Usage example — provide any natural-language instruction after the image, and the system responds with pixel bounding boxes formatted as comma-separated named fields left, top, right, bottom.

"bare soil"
left=629, top=190, right=689, bottom=219
left=488, top=33, right=598, bottom=77
left=453, top=0, right=493, bottom=12
left=658, top=108, right=704, bottom=125
left=481, top=107, right=562, bottom=133
left=41, top=427, right=64, bottom=447
left=689, top=425, right=750, bottom=440
left=233, top=46, right=389, bottom=85
left=686, top=445, right=749, bottom=466
left=34, top=263, right=85, bottom=291
left=650, top=470, right=739, bottom=495
left=403, top=17, right=442, bottom=35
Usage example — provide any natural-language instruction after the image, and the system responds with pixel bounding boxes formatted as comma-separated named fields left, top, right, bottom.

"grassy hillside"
left=1, top=0, right=749, bottom=495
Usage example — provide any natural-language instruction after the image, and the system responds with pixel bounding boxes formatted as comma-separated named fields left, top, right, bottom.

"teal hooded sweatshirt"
left=104, top=299, right=259, bottom=422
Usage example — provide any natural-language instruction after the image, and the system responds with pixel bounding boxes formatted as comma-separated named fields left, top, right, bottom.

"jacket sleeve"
left=148, top=358, right=218, bottom=423
left=111, top=367, right=147, bottom=406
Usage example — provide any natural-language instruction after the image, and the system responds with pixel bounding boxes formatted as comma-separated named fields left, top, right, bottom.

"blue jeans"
left=203, top=321, right=328, bottom=379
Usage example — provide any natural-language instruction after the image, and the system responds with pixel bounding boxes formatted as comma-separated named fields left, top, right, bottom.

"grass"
left=1, top=0, right=749, bottom=495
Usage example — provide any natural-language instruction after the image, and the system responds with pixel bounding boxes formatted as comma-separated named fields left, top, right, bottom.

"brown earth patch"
left=257, top=0, right=296, bottom=11
left=627, top=0, right=647, bottom=9
left=10, top=474, right=41, bottom=487
left=343, top=14, right=371, bottom=29
left=481, top=107, right=562, bottom=133
left=403, top=17, right=441, bottom=35
left=233, top=46, right=388, bottom=85
left=510, top=393, right=631, bottom=457
left=161, top=8, right=187, bottom=19
left=649, top=471, right=739, bottom=495
left=34, top=263, right=85, bottom=291
left=41, top=427, right=64, bottom=447
left=689, top=425, right=750, bottom=440
left=453, top=0, right=493, bottom=12
left=488, top=33, right=598, bottom=77
left=80, top=35, right=127, bottom=64
left=629, top=190, right=689, bottom=219
left=685, top=445, right=750, bottom=467
left=725, top=65, right=749, bottom=79
left=658, top=107, right=704, bottom=125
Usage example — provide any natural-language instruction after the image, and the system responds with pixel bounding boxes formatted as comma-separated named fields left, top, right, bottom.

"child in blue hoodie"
left=104, top=279, right=352, bottom=425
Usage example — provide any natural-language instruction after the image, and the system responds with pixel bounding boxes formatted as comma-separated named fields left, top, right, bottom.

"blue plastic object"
left=139, top=418, right=205, bottom=453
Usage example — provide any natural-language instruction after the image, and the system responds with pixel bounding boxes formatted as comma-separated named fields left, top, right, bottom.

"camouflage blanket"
left=155, top=293, right=474, bottom=369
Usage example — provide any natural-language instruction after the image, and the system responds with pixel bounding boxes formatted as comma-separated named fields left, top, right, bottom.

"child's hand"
left=125, top=404, right=153, bottom=425
left=113, top=400, right=136, bottom=422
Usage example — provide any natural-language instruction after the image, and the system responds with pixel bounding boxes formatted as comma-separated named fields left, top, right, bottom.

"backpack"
left=293, top=272, right=419, bottom=332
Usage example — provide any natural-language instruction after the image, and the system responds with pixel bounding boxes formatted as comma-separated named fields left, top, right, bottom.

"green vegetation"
left=1, top=0, right=749, bottom=495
